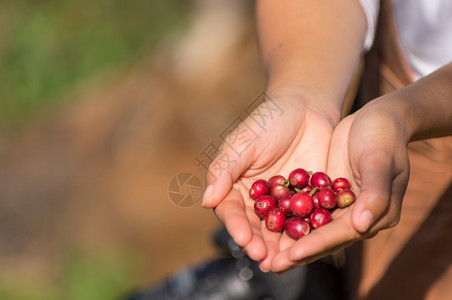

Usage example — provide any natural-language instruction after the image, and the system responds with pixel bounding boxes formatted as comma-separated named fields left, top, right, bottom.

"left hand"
left=271, top=99, right=411, bottom=271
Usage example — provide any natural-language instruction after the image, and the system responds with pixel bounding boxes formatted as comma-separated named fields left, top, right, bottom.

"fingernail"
left=202, top=185, right=214, bottom=207
left=259, top=265, right=269, bottom=273
left=360, top=210, right=374, bottom=232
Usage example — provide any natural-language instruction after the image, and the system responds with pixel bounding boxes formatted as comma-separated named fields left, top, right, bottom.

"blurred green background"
left=0, top=0, right=190, bottom=130
left=0, top=1, right=191, bottom=299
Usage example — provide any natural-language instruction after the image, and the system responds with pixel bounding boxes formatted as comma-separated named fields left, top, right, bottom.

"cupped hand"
left=202, top=94, right=334, bottom=271
left=272, top=99, right=411, bottom=272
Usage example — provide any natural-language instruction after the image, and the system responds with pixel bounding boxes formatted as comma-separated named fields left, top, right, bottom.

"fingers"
left=214, top=187, right=253, bottom=245
left=272, top=211, right=359, bottom=272
left=214, top=187, right=268, bottom=261
left=351, top=151, right=393, bottom=233
left=258, top=225, right=283, bottom=271
left=202, top=123, right=258, bottom=208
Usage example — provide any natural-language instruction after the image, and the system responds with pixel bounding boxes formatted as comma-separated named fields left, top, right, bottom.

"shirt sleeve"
left=358, top=0, right=380, bottom=50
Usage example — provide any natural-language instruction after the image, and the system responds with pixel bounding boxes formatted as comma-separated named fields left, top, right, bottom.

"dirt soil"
left=0, top=16, right=266, bottom=289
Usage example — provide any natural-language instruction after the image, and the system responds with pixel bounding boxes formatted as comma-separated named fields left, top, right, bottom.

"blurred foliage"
left=56, top=249, right=139, bottom=300
left=0, top=1, right=190, bottom=299
left=0, top=249, right=139, bottom=300
left=0, top=0, right=191, bottom=128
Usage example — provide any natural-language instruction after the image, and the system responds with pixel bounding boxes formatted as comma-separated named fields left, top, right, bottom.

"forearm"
left=256, top=0, right=367, bottom=125
left=375, top=62, right=452, bottom=142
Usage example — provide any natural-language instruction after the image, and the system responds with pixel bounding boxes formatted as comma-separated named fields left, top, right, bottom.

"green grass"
left=0, top=0, right=191, bottom=128
left=0, top=248, right=140, bottom=300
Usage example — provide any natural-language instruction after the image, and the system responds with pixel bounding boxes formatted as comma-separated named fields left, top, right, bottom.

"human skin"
left=203, top=96, right=333, bottom=270
left=203, top=0, right=452, bottom=272
left=202, top=0, right=367, bottom=271
left=271, top=62, right=452, bottom=271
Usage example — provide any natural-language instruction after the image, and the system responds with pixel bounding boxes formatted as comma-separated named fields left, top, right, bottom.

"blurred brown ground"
left=0, top=0, right=265, bottom=289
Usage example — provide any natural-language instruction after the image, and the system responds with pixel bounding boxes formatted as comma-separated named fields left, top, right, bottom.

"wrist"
left=358, top=97, right=411, bottom=145
left=266, top=83, right=342, bottom=127
left=362, top=63, right=452, bottom=142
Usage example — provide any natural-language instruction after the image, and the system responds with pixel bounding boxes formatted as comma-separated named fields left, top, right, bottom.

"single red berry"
left=310, top=172, right=332, bottom=188
left=299, top=185, right=313, bottom=194
left=278, top=193, right=294, bottom=216
left=265, top=208, right=287, bottom=232
left=285, top=217, right=311, bottom=240
left=289, top=192, right=314, bottom=217
left=312, top=191, right=321, bottom=208
left=310, top=208, right=332, bottom=229
left=336, top=189, right=356, bottom=208
left=254, top=195, right=277, bottom=219
left=271, top=184, right=290, bottom=201
left=268, top=175, right=288, bottom=187
left=249, top=179, right=271, bottom=200
left=332, top=177, right=351, bottom=192
left=317, top=187, right=337, bottom=210
left=288, top=168, right=310, bottom=189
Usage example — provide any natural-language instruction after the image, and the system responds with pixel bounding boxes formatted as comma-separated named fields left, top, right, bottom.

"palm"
left=271, top=109, right=410, bottom=272
left=213, top=97, right=333, bottom=270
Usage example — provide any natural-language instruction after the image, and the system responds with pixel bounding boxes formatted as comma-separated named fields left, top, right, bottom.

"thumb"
left=351, top=152, right=393, bottom=233
left=202, top=128, right=257, bottom=208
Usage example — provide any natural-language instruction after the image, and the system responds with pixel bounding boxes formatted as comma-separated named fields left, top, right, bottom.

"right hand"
left=202, top=93, right=335, bottom=271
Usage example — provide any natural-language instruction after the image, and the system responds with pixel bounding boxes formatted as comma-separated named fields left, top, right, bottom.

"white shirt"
left=359, top=0, right=452, bottom=78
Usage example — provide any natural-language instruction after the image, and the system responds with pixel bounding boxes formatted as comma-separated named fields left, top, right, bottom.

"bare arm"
left=256, top=0, right=368, bottom=125
left=202, top=0, right=370, bottom=269
left=271, top=62, right=452, bottom=271
left=391, top=62, right=452, bottom=142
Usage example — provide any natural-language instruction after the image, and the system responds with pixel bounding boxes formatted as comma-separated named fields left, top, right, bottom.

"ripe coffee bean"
left=310, top=208, right=332, bottom=229
left=289, top=192, right=314, bottom=217
left=288, top=168, right=310, bottom=189
left=249, top=168, right=356, bottom=238
left=310, top=172, right=332, bottom=188
left=285, top=217, right=311, bottom=240
left=254, top=195, right=277, bottom=219
left=336, top=189, right=356, bottom=208
left=317, top=187, right=336, bottom=209
left=312, top=191, right=321, bottom=209
left=268, top=175, right=287, bottom=187
left=300, top=185, right=313, bottom=194
left=278, top=193, right=294, bottom=216
left=265, top=208, right=286, bottom=232
left=249, top=179, right=271, bottom=200
left=271, top=184, right=290, bottom=201
left=332, top=177, right=351, bottom=192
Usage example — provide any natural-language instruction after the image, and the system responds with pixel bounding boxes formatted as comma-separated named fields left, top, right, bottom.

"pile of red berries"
left=249, top=168, right=356, bottom=240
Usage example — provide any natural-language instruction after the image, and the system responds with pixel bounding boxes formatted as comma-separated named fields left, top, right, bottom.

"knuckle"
left=387, top=215, right=400, bottom=229
left=364, top=231, right=379, bottom=239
